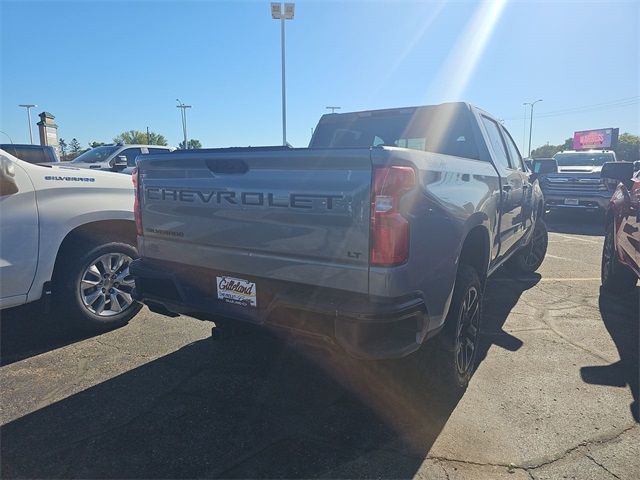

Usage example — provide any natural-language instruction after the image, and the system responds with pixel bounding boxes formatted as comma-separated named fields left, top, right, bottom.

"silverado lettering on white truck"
left=130, top=102, right=549, bottom=392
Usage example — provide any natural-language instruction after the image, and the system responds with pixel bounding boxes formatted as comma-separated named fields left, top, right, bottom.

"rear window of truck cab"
left=310, top=104, right=480, bottom=160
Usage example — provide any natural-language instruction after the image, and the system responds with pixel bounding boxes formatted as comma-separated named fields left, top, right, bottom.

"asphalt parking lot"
left=1, top=212, right=638, bottom=479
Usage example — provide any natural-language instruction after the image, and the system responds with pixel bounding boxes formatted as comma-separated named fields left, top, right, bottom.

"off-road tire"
left=508, top=219, right=548, bottom=273
left=432, top=264, right=483, bottom=393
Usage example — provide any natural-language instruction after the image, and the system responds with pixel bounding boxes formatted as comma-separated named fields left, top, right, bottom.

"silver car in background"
left=70, top=144, right=174, bottom=174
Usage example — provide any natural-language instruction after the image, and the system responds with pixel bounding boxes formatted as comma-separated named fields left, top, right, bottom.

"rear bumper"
left=542, top=190, right=611, bottom=210
left=130, top=258, right=431, bottom=360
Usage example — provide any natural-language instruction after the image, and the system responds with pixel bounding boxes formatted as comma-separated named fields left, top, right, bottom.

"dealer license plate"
left=564, top=198, right=579, bottom=206
left=216, top=276, right=257, bottom=307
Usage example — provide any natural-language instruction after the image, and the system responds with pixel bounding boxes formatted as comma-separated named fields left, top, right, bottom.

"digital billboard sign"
left=572, top=128, right=619, bottom=151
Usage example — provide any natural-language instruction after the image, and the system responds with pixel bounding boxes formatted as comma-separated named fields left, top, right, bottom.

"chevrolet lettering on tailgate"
left=145, top=187, right=345, bottom=210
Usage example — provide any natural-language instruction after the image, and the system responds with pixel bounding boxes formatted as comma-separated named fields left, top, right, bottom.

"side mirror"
left=530, top=158, right=557, bottom=180
left=112, top=155, right=128, bottom=171
left=0, top=156, right=19, bottom=195
left=601, top=161, right=634, bottom=189
left=524, top=159, right=533, bottom=171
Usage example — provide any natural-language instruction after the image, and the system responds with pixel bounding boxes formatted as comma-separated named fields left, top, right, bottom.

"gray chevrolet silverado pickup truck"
left=131, top=102, right=547, bottom=391
left=541, top=149, right=617, bottom=212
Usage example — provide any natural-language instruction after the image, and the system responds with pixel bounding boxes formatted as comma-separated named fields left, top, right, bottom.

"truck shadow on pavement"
left=581, top=287, right=639, bottom=422
left=0, top=302, right=98, bottom=367
left=1, top=271, right=536, bottom=479
left=544, top=210, right=605, bottom=237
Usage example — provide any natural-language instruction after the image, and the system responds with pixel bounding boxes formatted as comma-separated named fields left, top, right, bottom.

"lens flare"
left=430, top=0, right=508, bottom=102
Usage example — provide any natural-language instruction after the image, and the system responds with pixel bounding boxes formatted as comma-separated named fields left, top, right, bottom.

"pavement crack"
left=525, top=424, right=638, bottom=471
left=430, top=425, right=638, bottom=474
left=428, top=455, right=509, bottom=469
left=586, top=453, right=621, bottom=479
left=435, top=459, right=451, bottom=480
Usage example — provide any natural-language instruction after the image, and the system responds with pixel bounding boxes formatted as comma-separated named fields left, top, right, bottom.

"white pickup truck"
left=0, top=149, right=141, bottom=331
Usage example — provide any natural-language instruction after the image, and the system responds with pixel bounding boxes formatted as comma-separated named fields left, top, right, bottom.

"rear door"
left=137, top=149, right=373, bottom=293
left=502, top=126, right=533, bottom=232
left=480, top=116, right=526, bottom=257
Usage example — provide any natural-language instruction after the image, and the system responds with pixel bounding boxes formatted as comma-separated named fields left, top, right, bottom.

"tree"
left=530, top=144, right=560, bottom=158
left=59, top=138, right=67, bottom=161
left=89, top=141, right=107, bottom=148
left=178, top=139, right=202, bottom=150
left=70, top=138, right=81, bottom=153
left=615, top=133, right=640, bottom=162
left=530, top=138, right=572, bottom=158
left=113, top=130, right=168, bottom=146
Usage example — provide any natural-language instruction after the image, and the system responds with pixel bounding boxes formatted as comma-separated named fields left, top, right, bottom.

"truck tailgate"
left=137, top=149, right=372, bottom=294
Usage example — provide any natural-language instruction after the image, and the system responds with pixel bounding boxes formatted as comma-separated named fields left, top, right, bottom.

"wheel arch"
left=52, top=220, right=137, bottom=283
left=458, top=224, right=491, bottom=288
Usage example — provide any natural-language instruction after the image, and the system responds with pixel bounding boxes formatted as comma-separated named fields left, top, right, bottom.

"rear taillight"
left=370, top=166, right=416, bottom=266
left=132, top=167, right=143, bottom=236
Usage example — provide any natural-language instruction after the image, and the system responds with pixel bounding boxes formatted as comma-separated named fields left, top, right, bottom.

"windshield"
left=553, top=152, right=615, bottom=167
left=71, top=146, right=118, bottom=164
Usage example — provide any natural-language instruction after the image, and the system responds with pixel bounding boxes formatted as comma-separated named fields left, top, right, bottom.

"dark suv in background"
left=0, top=144, right=59, bottom=164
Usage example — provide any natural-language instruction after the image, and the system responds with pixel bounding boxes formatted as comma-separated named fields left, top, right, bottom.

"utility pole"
left=326, top=106, right=341, bottom=114
left=146, top=126, right=150, bottom=144
left=18, top=104, right=37, bottom=144
left=176, top=99, right=191, bottom=149
left=522, top=104, right=527, bottom=155
left=523, top=99, right=543, bottom=157
left=271, top=3, right=295, bottom=146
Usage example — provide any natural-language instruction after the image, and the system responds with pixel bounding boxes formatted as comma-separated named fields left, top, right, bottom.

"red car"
left=601, top=161, right=640, bottom=291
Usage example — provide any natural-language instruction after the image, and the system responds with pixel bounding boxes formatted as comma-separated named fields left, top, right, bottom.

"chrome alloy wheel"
left=79, top=253, right=135, bottom=317
left=455, top=286, right=480, bottom=377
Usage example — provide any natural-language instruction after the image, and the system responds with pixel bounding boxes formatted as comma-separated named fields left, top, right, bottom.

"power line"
left=536, top=99, right=638, bottom=118
left=503, top=96, right=639, bottom=121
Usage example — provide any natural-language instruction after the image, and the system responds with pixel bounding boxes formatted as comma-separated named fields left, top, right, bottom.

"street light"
left=326, top=106, right=341, bottom=114
left=271, top=2, right=295, bottom=146
left=176, top=99, right=192, bottom=149
left=18, top=104, right=37, bottom=144
left=523, top=99, right=543, bottom=157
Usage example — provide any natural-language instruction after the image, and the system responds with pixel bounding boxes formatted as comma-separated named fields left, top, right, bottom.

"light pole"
left=326, top=106, right=341, bottom=114
left=523, top=99, right=543, bottom=157
left=271, top=2, right=295, bottom=146
left=18, top=104, right=37, bottom=144
left=176, top=99, right=191, bottom=149
left=522, top=103, right=527, bottom=155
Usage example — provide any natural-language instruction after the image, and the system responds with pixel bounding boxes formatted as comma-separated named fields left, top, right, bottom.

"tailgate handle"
left=206, top=158, right=249, bottom=174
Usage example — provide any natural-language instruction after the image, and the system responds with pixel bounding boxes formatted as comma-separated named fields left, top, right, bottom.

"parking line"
left=491, top=277, right=600, bottom=282
left=549, top=233, right=602, bottom=245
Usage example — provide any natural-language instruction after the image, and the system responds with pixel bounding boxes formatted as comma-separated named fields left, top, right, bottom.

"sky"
left=1, top=0, right=639, bottom=154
